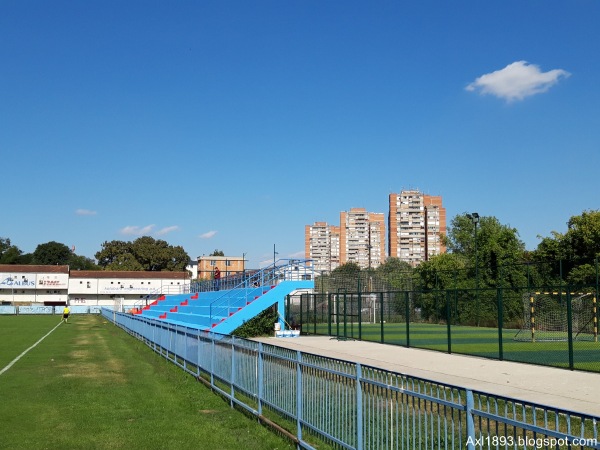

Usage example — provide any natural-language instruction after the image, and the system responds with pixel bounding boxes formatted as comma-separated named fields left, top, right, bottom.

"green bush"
left=232, top=305, right=277, bottom=338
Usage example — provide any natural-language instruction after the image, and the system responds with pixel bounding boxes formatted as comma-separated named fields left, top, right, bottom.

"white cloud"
left=156, top=226, right=179, bottom=236
left=466, top=61, right=570, bottom=102
left=120, top=225, right=155, bottom=236
left=258, top=258, right=274, bottom=268
left=76, top=209, right=97, bottom=216
left=199, top=230, right=218, bottom=239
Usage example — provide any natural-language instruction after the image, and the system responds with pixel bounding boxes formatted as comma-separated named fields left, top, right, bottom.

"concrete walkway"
left=253, top=335, right=600, bottom=417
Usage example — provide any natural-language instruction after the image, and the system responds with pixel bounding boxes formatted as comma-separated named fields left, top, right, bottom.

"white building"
left=0, top=265, right=190, bottom=308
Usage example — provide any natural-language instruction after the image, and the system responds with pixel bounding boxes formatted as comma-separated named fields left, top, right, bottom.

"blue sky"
left=2, top=1, right=599, bottom=268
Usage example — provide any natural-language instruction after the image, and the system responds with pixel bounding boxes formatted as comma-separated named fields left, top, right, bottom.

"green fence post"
left=358, top=291, right=362, bottom=341
left=497, top=287, right=504, bottom=361
left=299, top=294, right=304, bottom=332
left=446, top=290, right=452, bottom=354
left=594, top=258, right=599, bottom=342
left=328, top=293, right=332, bottom=336
left=380, top=292, right=384, bottom=344
left=343, top=292, right=348, bottom=340
left=567, top=290, right=574, bottom=370
left=596, top=257, right=599, bottom=301
left=594, top=295, right=598, bottom=343
left=405, top=291, right=410, bottom=348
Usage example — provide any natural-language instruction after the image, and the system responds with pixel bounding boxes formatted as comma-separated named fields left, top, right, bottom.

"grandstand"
left=133, top=260, right=314, bottom=334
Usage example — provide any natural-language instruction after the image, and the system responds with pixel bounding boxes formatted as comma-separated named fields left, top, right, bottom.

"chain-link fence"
left=286, top=283, right=600, bottom=373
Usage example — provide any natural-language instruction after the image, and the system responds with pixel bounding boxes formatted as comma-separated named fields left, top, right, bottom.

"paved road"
left=253, top=335, right=600, bottom=417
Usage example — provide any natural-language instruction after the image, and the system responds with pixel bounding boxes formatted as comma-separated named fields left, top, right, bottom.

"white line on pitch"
left=0, top=322, right=63, bottom=376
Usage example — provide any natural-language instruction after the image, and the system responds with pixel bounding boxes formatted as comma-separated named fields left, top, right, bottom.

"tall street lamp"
left=466, top=213, right=480, bottom=302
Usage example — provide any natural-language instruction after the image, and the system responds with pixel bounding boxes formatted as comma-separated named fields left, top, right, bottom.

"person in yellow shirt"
left=62, top=305, right=70, bottom=323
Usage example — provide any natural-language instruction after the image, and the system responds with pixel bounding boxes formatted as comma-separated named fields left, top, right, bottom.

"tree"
left=331, top=262, right=361, bottom=278
left=210, top=250, right=224, bottom=256
left=0, top=238, right=23, bottom=264
left=431, top=214, right=528, bottom=327
left=530, top=232, right=565, bottom=286
left=416, top=253, right=468, bottom=291
left=564, top=210, right=600, bottom=264
left=443, top=213, right=527, bottom=289
left=532, top=209, right=600, bottom=286
left=376, top=257, right=413, bottom=276
left=32, top=241, right=72, bottom=265
left=68, top=254, right=100, bottom=270
left=103, top=252, right=144, bottom=271
left=375, top=257, right=414, bottom=290
left=95, top=240, right=131, bottom=268
left=95, top=237, right=189, bottom=271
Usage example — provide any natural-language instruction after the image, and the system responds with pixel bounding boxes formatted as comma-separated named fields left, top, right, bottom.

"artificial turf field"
left=310, top=321, right=600, bottom=372
left=0, top=314, right=294, bottom=450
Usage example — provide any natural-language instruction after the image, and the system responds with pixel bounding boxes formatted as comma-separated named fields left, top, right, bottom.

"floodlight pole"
left=467, top=213, right=480, bottom=304
left=242, top=252, right=246, bottom=285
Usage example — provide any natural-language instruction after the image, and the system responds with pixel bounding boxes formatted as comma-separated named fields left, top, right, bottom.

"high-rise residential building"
left=305, top=222, right=340, bottom=272
left=340, top=208, right=386, bottom=270
left=388, top=190, right=446, bottom=266
left=305, top=208, right=385, bottom=272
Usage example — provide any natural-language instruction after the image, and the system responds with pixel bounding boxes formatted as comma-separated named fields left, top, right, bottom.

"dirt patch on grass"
left=61, top=318, right=127, bottom=384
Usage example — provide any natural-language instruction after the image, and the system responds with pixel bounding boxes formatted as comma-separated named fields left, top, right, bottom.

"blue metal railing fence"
left=192, top=259, right=314, bottom=326
left=102, top=309, right=600, bottom=450
left=190, top=259, right=315, bottom=293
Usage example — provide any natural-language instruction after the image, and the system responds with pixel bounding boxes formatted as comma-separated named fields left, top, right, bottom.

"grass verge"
left=0, top=314, right=294, bottom=450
